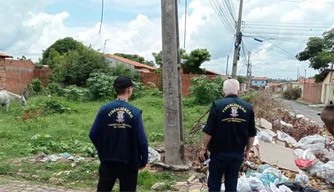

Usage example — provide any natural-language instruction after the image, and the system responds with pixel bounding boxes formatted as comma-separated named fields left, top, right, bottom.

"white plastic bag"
left=294, top=149, right=316, bottom=160
left=316, top=161, right=334, bottom=184
left=294, top=174, right=310, bottom=185
left=262, top=167, right=283, bottom=178
left=301, top=143, right=334, bottom=160
left=248, top=176, right=265, bottom=191
left=258, top=131, right=274, bottom=143
left=237, top=174, right=252, bottom=192
left=276, top=131, right=298, bottom=147
left=297, top=135, right=328, bottom=147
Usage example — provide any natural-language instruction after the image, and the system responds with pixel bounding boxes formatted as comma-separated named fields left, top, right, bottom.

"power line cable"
left=209, top=0, right=235, bottom=35
left=275, top=0, right=334, bottom=5
left=244, top=24, right=298, bottom=59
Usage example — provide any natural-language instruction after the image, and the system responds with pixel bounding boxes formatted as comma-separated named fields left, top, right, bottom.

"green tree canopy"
left=42, top=37, right=85, bottom=68
left=44, top=38, right=109, bottom=86
left=114, top=53, right=155, bottom=67
left=152, top=48, right=211, bottom=74
left=296, top=28, right=334, bottom=70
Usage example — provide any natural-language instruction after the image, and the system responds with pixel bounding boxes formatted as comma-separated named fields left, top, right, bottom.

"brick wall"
left=34, top=68, right=53, bottom=87
left=0, top=58, right=5, bottom=90
left=302, top=83, right=322, bottom=104
left=141, top=73, right=218, bottom=96
left=5, top=60, right=35, bottom=94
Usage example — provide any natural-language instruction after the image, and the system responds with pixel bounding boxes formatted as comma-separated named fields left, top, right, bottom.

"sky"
left=0, top=0, right=333, bottom=80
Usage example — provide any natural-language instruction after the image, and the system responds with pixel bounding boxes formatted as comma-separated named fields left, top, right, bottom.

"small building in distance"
left=251, top=77, right=268, bottom=89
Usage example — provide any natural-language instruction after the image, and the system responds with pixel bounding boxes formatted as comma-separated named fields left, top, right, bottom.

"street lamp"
left=103, top=39, right=110, bottom=54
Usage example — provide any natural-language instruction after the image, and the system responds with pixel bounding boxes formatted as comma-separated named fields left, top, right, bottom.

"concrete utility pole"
left=226, top=55, right=229, bottom=76
left=231, top=0, right=244, bottom=79
left=246, top=51, right=252, bottom=89
left=161, top=0, right=184, bottom=165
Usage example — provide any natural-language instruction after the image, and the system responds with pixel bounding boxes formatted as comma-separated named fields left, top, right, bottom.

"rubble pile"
left=179, top=93, right=334, bottom=191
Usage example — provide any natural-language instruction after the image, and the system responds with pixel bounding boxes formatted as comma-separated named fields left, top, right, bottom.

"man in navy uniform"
left=89, top=76, right=148, bottom=192
left=199, top=79, right=256, bottom=192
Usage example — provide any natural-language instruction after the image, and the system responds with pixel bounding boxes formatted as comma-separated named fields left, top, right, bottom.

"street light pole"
left=103, top=39, right=109, bottom=54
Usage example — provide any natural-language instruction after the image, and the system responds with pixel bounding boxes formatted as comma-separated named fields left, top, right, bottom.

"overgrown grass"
left=0, top=95, right=208, bottom=190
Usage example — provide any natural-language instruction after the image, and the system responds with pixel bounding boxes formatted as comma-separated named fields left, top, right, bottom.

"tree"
left=296, top=28, right=334, bottom=70
left=183, top=49, right=211, bottom=74
left=52, top=47, right=109, bottom=86
left=43, top=38, right=109, bottom=86
left=114, top=53, right=155, bottom=67
left=42, top=37, right=85, bottom=68
left=152, top=48, right=211, bottom=74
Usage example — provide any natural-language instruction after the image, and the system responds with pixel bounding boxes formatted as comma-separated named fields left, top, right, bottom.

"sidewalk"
left=296, top=99, right=325, bottom=109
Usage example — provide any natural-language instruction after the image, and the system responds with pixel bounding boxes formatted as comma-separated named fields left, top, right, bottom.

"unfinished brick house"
left=0, top=53, right=35, bottom=94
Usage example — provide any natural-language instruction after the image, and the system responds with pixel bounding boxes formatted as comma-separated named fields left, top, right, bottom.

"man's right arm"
left=89, top=106, right=104, bottom=147
left=136, top=112, right=148, bottom=168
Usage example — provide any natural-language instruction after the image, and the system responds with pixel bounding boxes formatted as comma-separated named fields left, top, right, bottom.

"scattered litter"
left=148, top=147, right=161, bottom=163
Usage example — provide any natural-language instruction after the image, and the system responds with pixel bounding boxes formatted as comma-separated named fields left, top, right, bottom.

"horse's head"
left=21, top=95, right=27, bottom=106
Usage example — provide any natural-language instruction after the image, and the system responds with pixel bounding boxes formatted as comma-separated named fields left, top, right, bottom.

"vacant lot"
left=0, top=95, right=208, bottom=190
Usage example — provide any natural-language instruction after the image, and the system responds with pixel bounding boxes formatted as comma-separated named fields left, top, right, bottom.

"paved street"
left=282, top=99, right=323, bottom=126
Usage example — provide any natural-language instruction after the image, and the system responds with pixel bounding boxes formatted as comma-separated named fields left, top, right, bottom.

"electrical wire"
left=275, top=0, right=334, bottom=5
left=244, top=24, right=298, bottom=59
left=209, top=0, right=235, bottom=35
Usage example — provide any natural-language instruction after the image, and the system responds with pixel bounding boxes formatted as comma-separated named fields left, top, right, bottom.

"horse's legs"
left=6, top=103, right=10, bottom=112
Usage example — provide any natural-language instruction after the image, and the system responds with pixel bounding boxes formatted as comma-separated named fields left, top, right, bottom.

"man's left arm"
left=136, top=112, right=149, bottom=168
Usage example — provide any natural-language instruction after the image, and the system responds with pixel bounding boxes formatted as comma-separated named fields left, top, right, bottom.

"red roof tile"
left=0, top=53, right=13, bottom=58
left=106, top=54, right=157, bottom=71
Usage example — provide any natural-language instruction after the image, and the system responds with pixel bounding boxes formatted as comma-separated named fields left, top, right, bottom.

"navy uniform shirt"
left=203, top=95, right=257, bottom=153
left=89, top=99, right=148, bottom=169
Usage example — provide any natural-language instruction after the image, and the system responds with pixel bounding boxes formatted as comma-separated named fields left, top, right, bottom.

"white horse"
left=0, top=90, right=27, bottom=112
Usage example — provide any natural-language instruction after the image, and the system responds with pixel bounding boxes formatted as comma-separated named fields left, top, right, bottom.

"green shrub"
left=87, top=73, right=116, bottom=101
left=240, top=92, right=258, bottom=103
left=44, top=100, right=71, bottom=114
left=131, top=82, right=162, bottom=100
left=190, top=75, right=225, bottom=105
left=29, top=78, right=46, bottom=95
left=47, top=82, right=64, bottom=96
left=109, top=64, right=141, bottom=82
left=282, top=87, right=302, bottom=100
left=63, top=85, right=89, bottom=101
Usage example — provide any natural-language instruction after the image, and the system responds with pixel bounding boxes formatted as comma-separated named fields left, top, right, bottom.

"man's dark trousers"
left=97, top=162, right=138, bottom=192
left=208, top=152, right=243, bottom=192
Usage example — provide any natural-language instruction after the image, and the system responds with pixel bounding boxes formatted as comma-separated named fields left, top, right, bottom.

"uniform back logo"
left=230, top=107, right=239, bottom=117
left=116, top=111, right=125, bottom=123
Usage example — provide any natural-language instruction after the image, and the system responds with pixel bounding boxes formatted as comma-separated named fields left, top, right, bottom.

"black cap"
left=113, top=76, right=135, bottom=89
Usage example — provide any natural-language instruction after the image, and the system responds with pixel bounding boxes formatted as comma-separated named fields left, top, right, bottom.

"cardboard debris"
left=259, top=140, right=299, bottom=172
left=276, top=140, right=286, bottom=147
left=256, top=118, right=273, bottom=130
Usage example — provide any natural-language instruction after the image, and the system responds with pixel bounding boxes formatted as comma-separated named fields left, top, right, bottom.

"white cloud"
left=1, top=0, right=333, bottom=79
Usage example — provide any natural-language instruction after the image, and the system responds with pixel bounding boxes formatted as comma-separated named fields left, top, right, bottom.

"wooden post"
left=161, top=0, right=184, bottom=165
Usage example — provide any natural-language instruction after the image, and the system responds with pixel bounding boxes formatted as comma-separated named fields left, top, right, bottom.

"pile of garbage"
left=232, top=115, right=334, bottom=192
left=31, top=152, right=88, bottom=167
